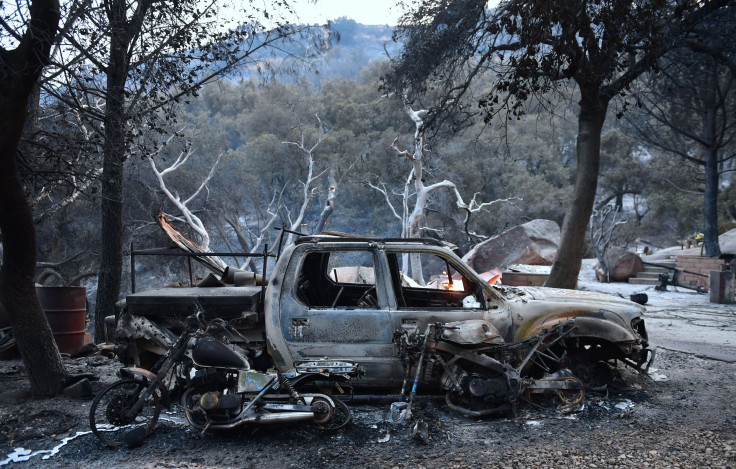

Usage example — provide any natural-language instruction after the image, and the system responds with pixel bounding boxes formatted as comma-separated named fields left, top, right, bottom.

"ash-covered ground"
left=2, top=260, right=736, bottom=468
left=1, top=348, right=735, bottom=468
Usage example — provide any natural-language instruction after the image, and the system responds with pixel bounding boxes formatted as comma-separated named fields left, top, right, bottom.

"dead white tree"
left=590, top=204, right=631, bottom=282
left=222, top=187, right=284, bottom=271
left=282, top=114, right=328, bottom=245
left=147, top=137, right=227, bottom=271
left=366, top=179, right=405, bottom=232
left=32, top=166, right=102, bottom=224
left=370, top=100, right=518, bottom=282
left=315, top=171, right=338, bottom=233
left=147, top=117, right=331, bottom=272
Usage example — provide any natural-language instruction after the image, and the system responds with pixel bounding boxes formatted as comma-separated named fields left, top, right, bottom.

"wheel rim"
left=556, top=377, right=585, bottom=407
left=310, top=397, right=334, bottom=425
left=89, top=379, right=161, bottom=448
left=315, top=397, right=351, bottom=430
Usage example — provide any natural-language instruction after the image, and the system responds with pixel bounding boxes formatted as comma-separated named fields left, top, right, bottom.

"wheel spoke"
left=89, top=379, right=161, bottom=448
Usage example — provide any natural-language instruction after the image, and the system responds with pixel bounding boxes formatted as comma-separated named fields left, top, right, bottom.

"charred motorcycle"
left=393, top=320, right=586, bottom=419
left=90, top=313, right=359, bottom=447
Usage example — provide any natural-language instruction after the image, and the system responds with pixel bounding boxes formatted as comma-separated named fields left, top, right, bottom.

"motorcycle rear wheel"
left=89, top=379, right=161, bottom=448
left=314, top=397, right=351, bottom=430
left=310, top=397, right=334, bottom=424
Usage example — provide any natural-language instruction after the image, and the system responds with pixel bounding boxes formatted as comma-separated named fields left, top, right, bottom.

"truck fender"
left=527, top=316, right=639, bottom=345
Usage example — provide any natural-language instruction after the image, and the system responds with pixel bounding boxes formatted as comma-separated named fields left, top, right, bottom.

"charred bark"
left=93, top=0, right=152, bottom=340
left=703, top=146, right=721, bottom=257
left=702, top=67, right=722, bottom=257
left=546, top=92, right=609, bottom=289
left=0, top=0, right=66, bottom=396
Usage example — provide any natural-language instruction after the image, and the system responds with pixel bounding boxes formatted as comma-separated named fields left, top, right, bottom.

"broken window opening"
left=296, top=250, right=379, bottom=309
left=388, top=252, right=485, bottom=310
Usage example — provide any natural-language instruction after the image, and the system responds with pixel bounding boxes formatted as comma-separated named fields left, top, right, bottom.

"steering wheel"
left=357, top=286, right=377, bottom=308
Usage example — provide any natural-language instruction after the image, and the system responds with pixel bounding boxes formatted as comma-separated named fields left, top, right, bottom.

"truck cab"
left=265, top=236, right=649, bottom=388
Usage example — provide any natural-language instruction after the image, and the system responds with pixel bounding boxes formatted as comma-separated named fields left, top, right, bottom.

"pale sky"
left=288, top=0, right=501, bottom=26
left=289, top=0, right=407, bottom=25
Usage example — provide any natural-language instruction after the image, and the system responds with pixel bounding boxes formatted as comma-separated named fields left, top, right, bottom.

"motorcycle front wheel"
left=89, top=379, right=161, bottom=448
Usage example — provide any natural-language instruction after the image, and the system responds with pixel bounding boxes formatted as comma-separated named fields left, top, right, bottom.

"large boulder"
left=595, top=246, right=643, bottom=282
left=463, top=219, right=560, bottom=272
left=646, top=228, right=736, bottom=261
left=718, top=228, right=736, bottom=255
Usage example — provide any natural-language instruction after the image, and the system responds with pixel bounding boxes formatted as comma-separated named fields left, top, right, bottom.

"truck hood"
left=513, top=286, right=642, bottom=309
left=495, top=285, right=646, bottom=326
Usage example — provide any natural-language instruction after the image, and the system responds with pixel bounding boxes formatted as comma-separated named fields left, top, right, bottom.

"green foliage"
left=638, top=154, right=704, bottom=239
left=383, top=0, right=719, bottom=124
left=156, top=64, right=587, bottom=252
left=26, top=12, right=736, bottom=290
left=597, top=129, right=650, bottom=210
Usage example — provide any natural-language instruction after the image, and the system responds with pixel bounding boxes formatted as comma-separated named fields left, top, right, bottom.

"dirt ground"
left=1, top=345, right=735, bottom=468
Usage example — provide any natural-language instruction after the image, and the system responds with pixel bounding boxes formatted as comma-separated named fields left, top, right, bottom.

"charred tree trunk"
left=24, top=83, right=41, bottom=136
left=546, top=92, right=609, bottom=289
left=94, top=0, right=131, bottom=340
left=703, top=145, right=721, bottom=257
left=702, top=65, right=721, bottom=257
left=0, top=0, right=65, bottom=396
left=0, top=181, right=65, bottom=395
left=614, top=192, right=624, bottom=212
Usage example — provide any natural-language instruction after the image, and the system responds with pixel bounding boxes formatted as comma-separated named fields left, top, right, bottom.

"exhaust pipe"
left=244, top=411, right=315, bottom=425
left=207, top=412, right=316, bottom=430
left=182, top=408, right=315, bottom=430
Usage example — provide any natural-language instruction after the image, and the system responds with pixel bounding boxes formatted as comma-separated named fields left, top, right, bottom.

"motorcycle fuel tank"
left=192, top=337, right=250, bottom=369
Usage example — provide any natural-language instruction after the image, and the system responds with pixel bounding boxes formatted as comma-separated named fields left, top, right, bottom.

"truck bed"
left=125, top=286, right=263, bottom=319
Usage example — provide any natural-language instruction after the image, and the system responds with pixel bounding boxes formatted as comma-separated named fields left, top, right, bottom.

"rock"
left=646, top=228, right=736, bottom=262
left=0, top=389, right=31, bottom=405
left=99, top=343, right=116, bottom=358
left=463, top=219, right=560, bottom=272
left=63, top=377, right=93, bottom=398
left=716, top=228, right=736, bottom=255
left=71, top=343, right=98, bottom=358
left=123, top=426, right=147, bottom=448
left=596, top=246, right=643, bottom=282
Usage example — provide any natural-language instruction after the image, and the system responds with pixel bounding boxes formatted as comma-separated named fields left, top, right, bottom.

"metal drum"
left=36, top=286, right=87, bottom=354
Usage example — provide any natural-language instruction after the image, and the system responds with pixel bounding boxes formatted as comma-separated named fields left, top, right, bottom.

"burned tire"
left=310, top=397, right=334, bottom=425
left=315, top=397, right=351, bottom=430
left=90, top=379, right=161, bottom=448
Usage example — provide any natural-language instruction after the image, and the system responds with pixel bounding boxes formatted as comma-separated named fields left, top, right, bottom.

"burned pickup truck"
left=115, top=235, right=652, bottom=412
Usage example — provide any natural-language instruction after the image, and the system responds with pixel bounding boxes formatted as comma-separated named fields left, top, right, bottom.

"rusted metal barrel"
left=36, top=286, right=87, bottom=354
